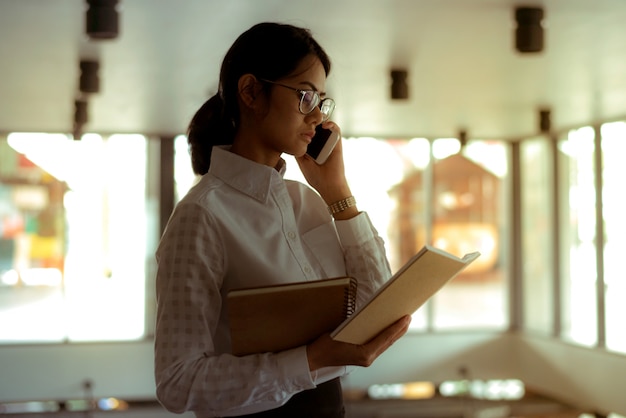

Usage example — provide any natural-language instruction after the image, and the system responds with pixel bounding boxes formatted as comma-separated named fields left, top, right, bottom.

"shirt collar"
left=209, top=146, right=287, bottom=203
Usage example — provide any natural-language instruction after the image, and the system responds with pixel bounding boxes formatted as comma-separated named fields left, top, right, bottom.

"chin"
left=289, top=146, right=308, bottom=158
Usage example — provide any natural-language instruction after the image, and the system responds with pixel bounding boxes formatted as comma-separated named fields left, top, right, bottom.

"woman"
left=154, top=22, right=410, bottom=418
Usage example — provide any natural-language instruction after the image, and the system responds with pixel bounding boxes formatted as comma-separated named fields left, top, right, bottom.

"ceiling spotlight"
left=514, top=6, right=544, bottom=53
left=73, top=99, right=88, bottom=140
left=74, top=99, right=88, bottom=126
left=79, top=60, right=100, bottom=93
left=86, top=0, right=119, bottom=40
left=390, top=70, right=409, bottom=100
left=539, top=108, right=551, bottom=133
left=458, top=129, right=468, bottom=148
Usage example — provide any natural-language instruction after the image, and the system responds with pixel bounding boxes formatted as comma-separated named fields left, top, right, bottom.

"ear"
left=238, top=74, right=262, bottom=109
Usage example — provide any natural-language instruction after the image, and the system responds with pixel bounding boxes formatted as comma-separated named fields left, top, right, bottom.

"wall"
left=347, top=332, right=626, bottom=415
left=1, top=332, right=625, bottom=415
left=511, top=334, right=626, bottom=415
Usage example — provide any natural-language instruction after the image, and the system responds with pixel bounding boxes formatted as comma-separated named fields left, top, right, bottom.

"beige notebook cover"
left=331, top=245, right=480, bottom=345
left=228, top=276, right=357, bottom=356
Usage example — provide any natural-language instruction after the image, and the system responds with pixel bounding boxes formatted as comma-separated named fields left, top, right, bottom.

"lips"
left=302, top=131, right=315, bottom=143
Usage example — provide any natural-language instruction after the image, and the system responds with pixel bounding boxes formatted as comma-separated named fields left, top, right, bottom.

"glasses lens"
left=300, top=91, right=320, bottom=114
left=319, top=99, right=335, bottom=121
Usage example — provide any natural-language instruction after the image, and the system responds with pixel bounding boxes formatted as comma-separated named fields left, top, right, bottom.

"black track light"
left=86, top=0, right=119, bottom=40
left=73, top=99, right=88, bottom=140
left=539, top=108, right=551, bottom=133
left=390, top=70, right=409, bottom=100
left=458, top=130, right=468, bottom=148
left=79, top=60, right=100, bottom=94
left=514, top=6, right=544, bottom=53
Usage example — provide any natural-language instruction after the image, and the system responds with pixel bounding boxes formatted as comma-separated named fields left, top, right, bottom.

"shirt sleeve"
left=334, top=211, right=392, bottom=308
left=154, top=202, right=316, bottom=416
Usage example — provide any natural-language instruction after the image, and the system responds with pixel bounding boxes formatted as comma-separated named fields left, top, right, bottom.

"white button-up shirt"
left=154, top=146, right=391, bottom=417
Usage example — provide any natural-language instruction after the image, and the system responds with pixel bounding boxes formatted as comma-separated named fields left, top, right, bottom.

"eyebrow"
left=299, top=81, right=326, bottom=96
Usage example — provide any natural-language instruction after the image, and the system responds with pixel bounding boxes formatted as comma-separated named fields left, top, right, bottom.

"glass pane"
left=0, top=134, right=68, bottom=341
left=284, top=137, right=508, bottom=331
left=558, top=127, right=597, bottom=346
left=520, top=138, right=554, bottom=334
left=0, top=133, right=153, bottom=343
left=601, top=122, right=626, bottom=353
left=431, top=140, right=509, bottom=330
left=352, top=138, right=430, bottom=330
left=174, top=135, right=199, bottom=203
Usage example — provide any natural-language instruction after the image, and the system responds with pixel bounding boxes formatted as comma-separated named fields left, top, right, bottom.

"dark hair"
left=187, top=22, right=332, bottom=175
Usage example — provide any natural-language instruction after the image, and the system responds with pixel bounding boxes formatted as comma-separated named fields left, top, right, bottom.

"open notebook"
left=330, top=245, right=480, bottom=344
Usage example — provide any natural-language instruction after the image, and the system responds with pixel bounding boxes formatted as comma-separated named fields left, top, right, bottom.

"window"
left=558, top=127, right=598, bottom=346
left=430, top=139, right=508, bottom=330
left=520, top=138, right=554, bottom=335
left=601, top=122, right=626, bottom=354
left=0, top=133, right=157, bottom=343
left=284, top=137, right=509, bottom=331
left=174, top=135, right=198, bottom=203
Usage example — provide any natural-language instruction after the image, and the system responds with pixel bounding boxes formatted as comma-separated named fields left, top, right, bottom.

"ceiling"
left=2, top=0, right=626, bottom=140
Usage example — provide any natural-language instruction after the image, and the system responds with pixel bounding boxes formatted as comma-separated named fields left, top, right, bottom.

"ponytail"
left=187, top=93, right=236, bottom=175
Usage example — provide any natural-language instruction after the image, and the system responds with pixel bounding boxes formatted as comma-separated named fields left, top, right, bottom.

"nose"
left=307, top=105, right=325, bottom=126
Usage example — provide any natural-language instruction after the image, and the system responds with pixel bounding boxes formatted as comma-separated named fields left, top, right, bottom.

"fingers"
left=321, top=120, right=340, bottom=136
left=306, top=315, right=412, bottom=371
left=361, top=315, right=412, bottom=365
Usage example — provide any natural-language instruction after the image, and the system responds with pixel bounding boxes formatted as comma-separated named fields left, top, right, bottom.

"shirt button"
left=304, top=266, right=312, bottom=274
left=287, top=231, right=296, bottom=239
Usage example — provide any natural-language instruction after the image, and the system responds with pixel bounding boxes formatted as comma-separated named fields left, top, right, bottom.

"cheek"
left=258, top=115, right=298, bottom=150
left=276, top=121, right=300, bottom=149
left=268, top=107, right=301, bottom=136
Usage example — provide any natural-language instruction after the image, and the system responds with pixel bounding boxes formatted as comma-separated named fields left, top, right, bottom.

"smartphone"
left=306, top=125, right=340, bottom=165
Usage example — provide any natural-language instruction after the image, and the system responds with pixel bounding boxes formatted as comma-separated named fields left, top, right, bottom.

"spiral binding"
left=344, top=277, right=358, bottom=317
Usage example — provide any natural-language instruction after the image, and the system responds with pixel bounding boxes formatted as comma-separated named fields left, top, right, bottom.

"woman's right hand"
left=296, top=122, right=351, bottom=204
left=306, top=315, right=411, bottom=371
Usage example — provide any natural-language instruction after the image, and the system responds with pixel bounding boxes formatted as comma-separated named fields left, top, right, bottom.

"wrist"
left=316, top=178, right=351, bottom=204
left=306, top=343, right=322, bottom=371
left=332, top=206, right=359, bottom=220
left=327, top=196, right=356, bottom=214
left=327, top=196, right=359, bottom=220
left=320, top=190, right=351, bottom=205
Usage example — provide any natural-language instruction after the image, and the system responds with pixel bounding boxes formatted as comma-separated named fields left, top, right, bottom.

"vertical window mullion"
left=593, top=125, right=606, bottom=348
left=510, top=141, right=523, bottom=332
left=550, top=134, right=562, bottom=338
left=424, top=138, right=435, bottom=331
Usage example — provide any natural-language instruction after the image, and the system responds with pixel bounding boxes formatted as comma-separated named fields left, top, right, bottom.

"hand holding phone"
left=306, top=125, right=340, bottom=165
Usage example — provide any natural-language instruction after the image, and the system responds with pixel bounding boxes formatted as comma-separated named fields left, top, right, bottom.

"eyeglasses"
left=260, top=79, right=335, bottom=122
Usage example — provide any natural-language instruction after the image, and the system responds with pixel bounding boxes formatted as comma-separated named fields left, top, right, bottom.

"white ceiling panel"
left=1, top=0, right=626, bottom=140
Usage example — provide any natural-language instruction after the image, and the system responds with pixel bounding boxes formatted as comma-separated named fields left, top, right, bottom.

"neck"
left=230, top=134, right=282, bottom=168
